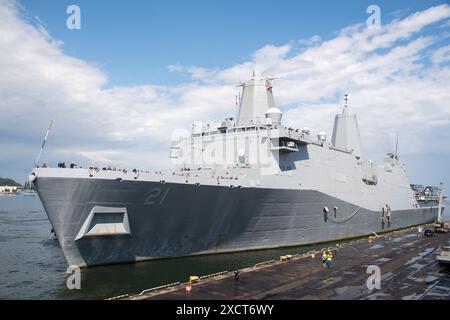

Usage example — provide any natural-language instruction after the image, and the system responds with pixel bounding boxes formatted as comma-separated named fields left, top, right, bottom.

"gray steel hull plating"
left=35, top=176, right=438, bottom=267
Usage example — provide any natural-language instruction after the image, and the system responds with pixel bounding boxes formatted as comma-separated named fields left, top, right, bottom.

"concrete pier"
left=120, top=227, right=450, bottom=300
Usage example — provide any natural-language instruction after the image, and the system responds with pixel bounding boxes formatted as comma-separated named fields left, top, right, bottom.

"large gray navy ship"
left=30, top=74, right=445, bottom=267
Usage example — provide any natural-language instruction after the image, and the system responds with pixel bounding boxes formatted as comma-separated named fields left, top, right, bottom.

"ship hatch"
left=75, top=206, right=131, bottom=240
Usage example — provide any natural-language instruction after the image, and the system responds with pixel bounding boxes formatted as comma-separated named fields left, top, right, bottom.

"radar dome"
left=265, top=107, right=282, bottom=125
left=318, top=131, right=327, bottom=142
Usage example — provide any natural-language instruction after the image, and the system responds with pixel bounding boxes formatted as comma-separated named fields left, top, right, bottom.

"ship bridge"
left=170, top=74, right=362, bottom=170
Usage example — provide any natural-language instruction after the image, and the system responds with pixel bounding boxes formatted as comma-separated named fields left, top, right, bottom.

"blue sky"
left=0, top=0, right=449, bottom=189
left=20, top=0, right=449, bottom=86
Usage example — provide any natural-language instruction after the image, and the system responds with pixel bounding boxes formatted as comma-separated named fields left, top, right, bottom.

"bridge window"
left=362, top=178, right=377, bottom=186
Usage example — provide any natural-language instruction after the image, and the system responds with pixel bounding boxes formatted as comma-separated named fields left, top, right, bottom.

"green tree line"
left=0, top=177, right=23, bottom=187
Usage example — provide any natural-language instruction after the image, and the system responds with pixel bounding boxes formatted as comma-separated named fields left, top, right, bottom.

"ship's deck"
left=118, top=226, right=450, bottom=300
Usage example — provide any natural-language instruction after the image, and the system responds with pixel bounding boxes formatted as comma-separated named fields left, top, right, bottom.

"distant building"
left=0, top=186, right=19, bottom=194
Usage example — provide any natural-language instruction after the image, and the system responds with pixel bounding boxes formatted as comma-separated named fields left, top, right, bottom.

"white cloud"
left=298, top=35, right=322, bottom=47
left=0, top=0, right=450, bottom=180
left=431, top=44, right=450, bottom=64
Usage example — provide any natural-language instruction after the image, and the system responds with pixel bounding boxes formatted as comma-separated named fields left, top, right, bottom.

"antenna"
left=344, top=94, right=349, bottom=107
left=395, top=132, right=399, bottom=156
left=438, top=182, right=444, bottom=223
left=35, top=120, right=53, bottom=167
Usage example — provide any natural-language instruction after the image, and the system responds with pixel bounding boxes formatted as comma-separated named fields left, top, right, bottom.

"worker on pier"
left=325, top=250, right=333, bottom=268
left=322, top=250, right=328, bottom=267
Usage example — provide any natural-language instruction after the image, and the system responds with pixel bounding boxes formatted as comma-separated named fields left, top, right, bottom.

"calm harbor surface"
left=0, top=195, right=448, bottom=300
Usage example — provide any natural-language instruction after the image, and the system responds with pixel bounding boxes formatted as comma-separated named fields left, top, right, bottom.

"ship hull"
left=33, top=175, right=439, bottom=267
